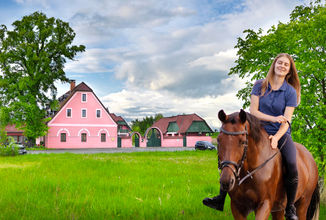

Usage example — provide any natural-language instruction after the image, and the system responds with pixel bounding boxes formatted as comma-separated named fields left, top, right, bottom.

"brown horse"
left=217, top=109, right=319, bottom=220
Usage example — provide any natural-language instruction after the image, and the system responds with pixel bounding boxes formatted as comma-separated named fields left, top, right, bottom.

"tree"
left=131, top=114, right=164, bottom=136
left=229, top=1, right=326, bottom=176
left=0, top=12, right=85, bottom=145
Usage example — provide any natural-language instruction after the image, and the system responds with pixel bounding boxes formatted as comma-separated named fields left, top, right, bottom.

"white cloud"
left=101, top=75, right=246, bottom=129
left=188, top=49, right=237, bottom=71
left=3, top=0, right=308, bottom=124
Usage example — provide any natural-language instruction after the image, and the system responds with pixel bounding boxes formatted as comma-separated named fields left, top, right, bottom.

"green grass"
left=0, top=151, right=324, bottom=219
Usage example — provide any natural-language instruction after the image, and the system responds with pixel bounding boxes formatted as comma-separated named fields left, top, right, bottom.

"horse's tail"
left=306, top=182, right=320, bottom=220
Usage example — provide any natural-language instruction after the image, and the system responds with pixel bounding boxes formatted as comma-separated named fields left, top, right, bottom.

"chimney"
left=70, top=80, right=76, bottom=91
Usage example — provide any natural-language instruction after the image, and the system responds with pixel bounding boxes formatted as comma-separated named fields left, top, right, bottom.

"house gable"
left=46, top=82, right=119, bottom=149
left=48, top=83, right=117, bottom=127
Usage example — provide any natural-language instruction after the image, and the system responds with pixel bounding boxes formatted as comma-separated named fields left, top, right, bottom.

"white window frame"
left=81, top=93, right=87, bottom=102
left=81, top=108, right=87, bottom=118
left=96, top=109, right=101, bottom=118
left=66, top=108, right=72, bottom=118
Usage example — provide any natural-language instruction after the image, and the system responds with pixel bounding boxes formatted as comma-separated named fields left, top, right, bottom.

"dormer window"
left=82, top=93, right=87, bottom=102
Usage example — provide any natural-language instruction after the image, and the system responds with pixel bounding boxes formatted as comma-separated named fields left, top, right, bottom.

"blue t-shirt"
left=251, top=79, right=297, bottom=135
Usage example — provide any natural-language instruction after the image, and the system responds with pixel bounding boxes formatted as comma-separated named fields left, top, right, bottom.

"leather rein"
left=219, top=124, right=287, bottom=186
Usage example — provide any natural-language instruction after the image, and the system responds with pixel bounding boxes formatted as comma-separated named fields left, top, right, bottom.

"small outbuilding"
left=146, top=114, right=213, bottom=147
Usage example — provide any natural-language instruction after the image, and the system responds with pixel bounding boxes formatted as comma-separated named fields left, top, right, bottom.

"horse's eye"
left=239, top=140, right=246, bottom=146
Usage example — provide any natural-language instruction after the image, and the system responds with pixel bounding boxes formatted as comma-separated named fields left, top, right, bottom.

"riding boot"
left=285, top=176, right=298, bottom=220
left=202, top=189, right=227, bottom=211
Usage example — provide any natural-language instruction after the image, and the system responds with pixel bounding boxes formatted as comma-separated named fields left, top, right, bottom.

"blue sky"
left=0, top=0, right=307, bottom=129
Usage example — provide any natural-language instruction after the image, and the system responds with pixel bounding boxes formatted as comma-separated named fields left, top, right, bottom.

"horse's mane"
left=223, top=111, right=264, bottom=144
left=245, top=112, right=264, bottom=144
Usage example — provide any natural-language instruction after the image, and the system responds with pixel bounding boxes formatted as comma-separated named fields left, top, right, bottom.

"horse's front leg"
left=255, top=200, right=272, bottom=220
left=231, top=201, right=247, bottom=220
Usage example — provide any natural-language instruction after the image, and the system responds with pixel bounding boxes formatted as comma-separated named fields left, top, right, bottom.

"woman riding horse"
left=203, top=53, right=317, bottom=220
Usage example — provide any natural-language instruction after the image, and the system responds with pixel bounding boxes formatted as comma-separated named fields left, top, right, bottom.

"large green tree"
left=0, top=12, right=85, bottom=145
left=229, top=1, right=325, bottom=176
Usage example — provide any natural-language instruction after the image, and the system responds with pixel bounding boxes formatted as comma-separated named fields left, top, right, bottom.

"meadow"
left=0, top=151, right=325, bottom=220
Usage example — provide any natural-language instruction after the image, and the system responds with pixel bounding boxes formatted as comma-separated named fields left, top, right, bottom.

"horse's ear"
left=218, top=110, right=227, bottom=122
left=239, top=109, right=246, bottom=124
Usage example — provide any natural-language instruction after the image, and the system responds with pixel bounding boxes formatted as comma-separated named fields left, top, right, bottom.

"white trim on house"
left=97, top=128, right=110, bottom=137
left=78, top=128, right=91, bottom=136
left=50, top=123, right=117, bottom=127
left=56, top=128, right=71, bottom=136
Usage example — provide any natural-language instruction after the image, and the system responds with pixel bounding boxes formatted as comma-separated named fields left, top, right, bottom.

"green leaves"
left=0, top=12, right=85, bottom=140
left=229, top=1, right=326, bottom=176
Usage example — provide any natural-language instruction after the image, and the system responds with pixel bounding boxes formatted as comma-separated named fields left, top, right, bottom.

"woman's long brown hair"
left=261, top=53, right=301, bottom=104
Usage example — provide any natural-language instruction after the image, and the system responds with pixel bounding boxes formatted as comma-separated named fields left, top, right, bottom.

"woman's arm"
left=269, top=106, right=295, bottom=148
left=249, top=95, right=288, bottom=123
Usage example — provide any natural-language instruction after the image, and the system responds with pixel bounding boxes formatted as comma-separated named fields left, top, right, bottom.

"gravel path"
left=27, top=147, right=196, bottom=154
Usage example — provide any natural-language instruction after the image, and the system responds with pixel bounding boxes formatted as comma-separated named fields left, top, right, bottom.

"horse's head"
left=217, top=109, right=248, bottom=192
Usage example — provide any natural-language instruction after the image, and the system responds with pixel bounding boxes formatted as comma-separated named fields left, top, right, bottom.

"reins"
left=219, top=121, right=290, bottom=186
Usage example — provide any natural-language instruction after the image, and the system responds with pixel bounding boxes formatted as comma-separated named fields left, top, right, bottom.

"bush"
left=0, top=137, right=19, bottom=156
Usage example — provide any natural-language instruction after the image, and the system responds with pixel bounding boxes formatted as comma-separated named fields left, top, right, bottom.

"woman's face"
left=274, top=56, right=291, bottom=78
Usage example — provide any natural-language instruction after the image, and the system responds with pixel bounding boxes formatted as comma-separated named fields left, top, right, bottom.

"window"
left=82, top=109, right=87, bottom=118
left=61, top=133, right=66, bottom=142
left=81, top=133, right=87, bottom=142
left=96, top=109, right=101, bottom=118
left=101, top=133, right=106, bottom=142
left=82, top=93, right=87, bottom=102
left=66, top=109, right=72, bottom=118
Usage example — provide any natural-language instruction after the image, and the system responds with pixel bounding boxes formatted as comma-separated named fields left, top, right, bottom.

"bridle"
left=218, top=122, right=288, bottom=186
left=218, top=125, right=248, bottom=185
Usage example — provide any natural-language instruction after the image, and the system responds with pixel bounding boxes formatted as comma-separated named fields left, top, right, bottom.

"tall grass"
left=0, top=151, right=324, bottom=219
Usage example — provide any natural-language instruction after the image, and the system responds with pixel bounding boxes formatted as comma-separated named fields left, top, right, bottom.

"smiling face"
left=274, top=56, right=291, bottom=78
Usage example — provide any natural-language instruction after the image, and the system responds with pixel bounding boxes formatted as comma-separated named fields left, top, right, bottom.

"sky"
left=0, top=0, right=308, bottom=129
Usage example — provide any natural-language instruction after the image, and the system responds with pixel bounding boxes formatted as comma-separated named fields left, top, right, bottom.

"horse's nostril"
left=230, top=178, right=234, bottom=185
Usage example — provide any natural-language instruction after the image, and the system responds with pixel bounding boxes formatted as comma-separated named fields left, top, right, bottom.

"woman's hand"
left=273, top=115, right=288, bottom=124
left=269, top=135, right=279, bottom=149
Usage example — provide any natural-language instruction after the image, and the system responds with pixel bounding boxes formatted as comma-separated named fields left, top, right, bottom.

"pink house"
left=145, top=114, right=213, bottom=147
left=44, top=81, right=213, bottom=149
left=45, top=81, right=119, bottom=148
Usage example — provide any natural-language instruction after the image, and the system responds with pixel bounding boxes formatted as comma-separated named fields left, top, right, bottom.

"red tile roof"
left=152, top=114, right=211, bottom=134
left=109, top=113, right=131, bottom=130
left=5, top=124, right=23, bottom=133
left=58, top=82, right=93, bottom=107
left=109, top=113, right=124, bottom=122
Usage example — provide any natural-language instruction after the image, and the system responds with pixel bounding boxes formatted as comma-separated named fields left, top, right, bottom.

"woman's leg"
left=278, top=134, right=298, bottom=220
left=202, top=188, right=227, bottom=211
